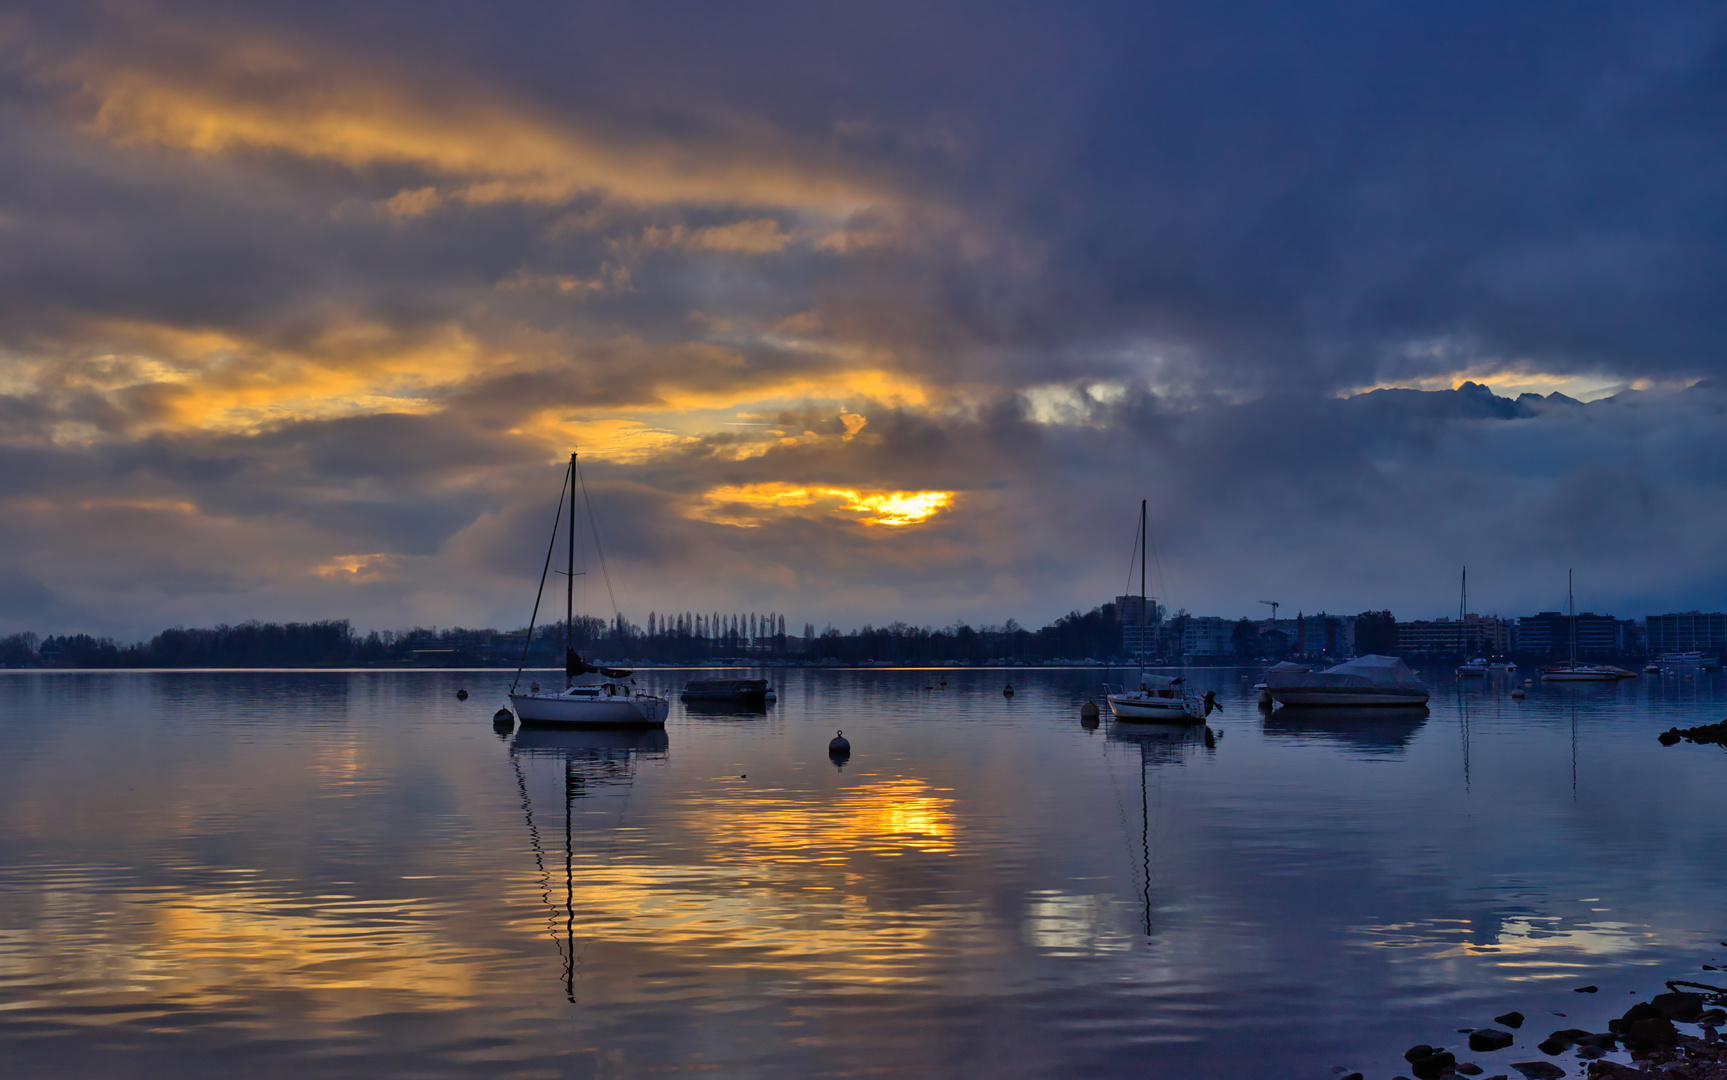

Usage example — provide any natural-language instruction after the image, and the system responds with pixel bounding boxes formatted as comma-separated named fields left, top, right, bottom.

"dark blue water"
left=1, top=667, right=1725, bottom=1078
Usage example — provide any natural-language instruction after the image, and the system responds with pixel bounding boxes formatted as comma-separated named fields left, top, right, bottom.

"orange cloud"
left=58, top=27, right=893, bottom=214
left=691, top=483, right=954, bottom=527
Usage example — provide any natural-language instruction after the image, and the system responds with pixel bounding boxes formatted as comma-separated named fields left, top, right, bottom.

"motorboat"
left=681, top=677, right=772, bottom=703
left=1457, top=657, right=1489, bottom=676
left=504, top=452, right=669, bottom=728
left=1104, top=499, right=1206, bottom=724
left=1264, top=654, right=1430, bottom=707
left=1644, top=662, right=1662, bottom=674
left=1487, top=660, right=1517, bottom=672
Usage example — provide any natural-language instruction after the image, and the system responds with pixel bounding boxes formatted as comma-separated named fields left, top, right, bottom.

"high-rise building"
left=1645, top=612, right=1727, bottom=655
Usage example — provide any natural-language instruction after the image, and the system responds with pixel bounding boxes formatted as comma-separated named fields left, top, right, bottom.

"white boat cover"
left=1264, top=655, right=1426, bottom=692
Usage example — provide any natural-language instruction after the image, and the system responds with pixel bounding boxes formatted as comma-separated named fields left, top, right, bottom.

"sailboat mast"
left=1140, top=499, right=1148, bottom=668
left=567, top=452, right=576, bottom=683
left=1568, top=567, right=1576, bottom=668
left=1460, top=566, right=1467, bottom=657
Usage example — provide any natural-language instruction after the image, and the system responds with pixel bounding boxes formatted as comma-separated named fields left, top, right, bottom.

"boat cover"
left=1264, top=654, right=1426, bottom=691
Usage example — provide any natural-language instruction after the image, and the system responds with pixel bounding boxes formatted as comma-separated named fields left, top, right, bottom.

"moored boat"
left=1264, top=655, right=1430, bottom=707
left=1104, top=499, right=1206, bottom=724
left=681, top=678, right=772, bottom=702
left=504, top=452, right=669, bottom=728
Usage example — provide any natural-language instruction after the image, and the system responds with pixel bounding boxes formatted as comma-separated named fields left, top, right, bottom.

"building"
left=1115, top=595, right=1163, bottom=658
left=1645, top=612, right=1727, bottom=655
left=1265, top=613, right=1356, bottom=658
left=1513, top=611, right=1623, bottom=657
left=1181, top=617, right=1237, bottom=659
left=1396, top=614, right=1509, bottom=655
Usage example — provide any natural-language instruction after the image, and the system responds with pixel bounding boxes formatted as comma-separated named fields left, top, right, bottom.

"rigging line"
left=1121, top=506, right=1144, bottom=603
left=573, top=454, right=620, bottom=623
left=512, top=461, right=572, bottom=693
left=510, top=750, right=566, bottom=969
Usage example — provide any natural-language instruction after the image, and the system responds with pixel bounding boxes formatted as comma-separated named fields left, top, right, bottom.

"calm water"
left=2, top=667, right=1726, bottom=1078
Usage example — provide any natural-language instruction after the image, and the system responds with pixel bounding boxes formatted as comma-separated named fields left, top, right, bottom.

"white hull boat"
left=512, top=685, right=669, bottom=726
left=503, top=450, right=669, bottom=729
left=1539, top=667, right=1618, bottom=682
left=1106, top=686, right=1205, bottom=722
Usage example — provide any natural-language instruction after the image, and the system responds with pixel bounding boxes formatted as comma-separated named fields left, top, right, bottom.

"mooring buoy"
left=1003, top=683, right=1014, bottom=698
left=492, top=707, right=514, bottom=728
left=456, top=689, right=469, bottom=700
left=828, top=730, right=851, bottom=756
left=1080, top=700, right=1099, bottom=719
left=1511, top=687, right=1525, bottom=698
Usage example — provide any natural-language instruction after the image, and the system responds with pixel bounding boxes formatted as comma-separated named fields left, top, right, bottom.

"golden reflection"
left=1355, top=914, right=1650, bottom=976
left=687, top=778, right=958, bottom=857
left=691, top=484, right=953, bottom=528
left=14, top=878, right=482, bottom=1019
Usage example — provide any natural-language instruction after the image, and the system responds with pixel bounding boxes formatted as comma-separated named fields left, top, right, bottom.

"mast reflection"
left=508, top=727, right=669, bottom=1002
left=1107, top=722, right=1212, bottom=938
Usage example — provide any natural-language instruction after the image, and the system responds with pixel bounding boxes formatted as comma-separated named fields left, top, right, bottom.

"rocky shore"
left=1339, top=976, right=1727, bottom=1080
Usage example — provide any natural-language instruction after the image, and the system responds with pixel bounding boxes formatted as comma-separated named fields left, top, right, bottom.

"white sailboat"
left=507, top=452, right=670, bottom=727
left=1105, top=500, right=1206, bottom=723
left=1540, top=569, right=1618, bottom=683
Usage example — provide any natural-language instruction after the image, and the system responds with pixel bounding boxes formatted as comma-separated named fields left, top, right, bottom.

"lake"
left=2, top=666, right=1725, bottom=1078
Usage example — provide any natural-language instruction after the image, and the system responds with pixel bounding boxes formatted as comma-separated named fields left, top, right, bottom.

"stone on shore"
left=1470, top=1029, right=1515, bottom=1052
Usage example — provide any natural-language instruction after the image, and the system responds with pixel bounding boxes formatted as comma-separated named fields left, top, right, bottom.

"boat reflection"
left=1261, top=705, right=1429, bottom=754
left=1107, top=720, right=1211, bottom=763
left=680, top=699, right=770, bottom=719
left=508, top=727, right=667, bottom=1002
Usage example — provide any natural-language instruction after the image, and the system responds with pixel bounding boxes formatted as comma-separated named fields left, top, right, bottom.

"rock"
left=1338, top=1074, right=1363, bottom=1080
left=1458, top=1066, right=1486, bottom=1077
left=1650, top=991, right=1704, bottom=1022
left=1700, top=1008, right=1727, bottom=1025
left=1537, top=1038, right=1568, bottom=1055
left=1412, top=1051, right=1457, bottom=1079
left=1620, top=1017, right=1677, bottom=1050
left=1405, top=1044, right=1438, bottom=1063
left=1658, top=728, right=1681, bottom=746
left=1470, top=1029, right=1515, bottom=1052
left=1496, top=1012, right=1526, bottom=1029
left=1572, top=1033, right=1617, bottom=1050
left=1510, top=1063, right=1566, bottom=1079
left=1575, top=985, right=1598, bottom=993
left=1584, top=1063, right=1643, bottom=1079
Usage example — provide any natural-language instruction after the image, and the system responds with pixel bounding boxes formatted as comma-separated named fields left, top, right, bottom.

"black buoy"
left=1080, top=700, right=1100, bottom=720
left=828, top=729, right=851, bottom=756
left=1003, top=683, right=1014, bottom=698
left=456, top=689, right=469, bottom=701
left=493, top=707, right=514, bottom=730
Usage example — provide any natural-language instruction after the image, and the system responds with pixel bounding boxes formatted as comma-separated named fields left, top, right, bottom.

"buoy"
left=456, top=689, right=469, bottom=700
left=764, top=689, right=777, bottom=702
left=939, top=676, right=947, bottom=687
left=828, top=730, right=851, bottom=756
left=1080, top=700, right=1100, bottom=720
left=1003, top=683, right=1014, bottom=698
left=492, top=707, right=514, bottom=730
left=1511, top=687, right=1525, bottom=699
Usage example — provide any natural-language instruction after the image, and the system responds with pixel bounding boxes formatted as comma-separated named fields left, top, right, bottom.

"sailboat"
left=507, top=452, right=670, bottom=726
left=1456, top=566, right=1488, bottom=676
left=1540, top=569, right=1617, bottom=682
left=1105, top=500, right=1205, bottom=723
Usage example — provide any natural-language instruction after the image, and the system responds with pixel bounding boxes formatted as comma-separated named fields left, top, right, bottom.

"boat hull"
left=1107, top=693, right=1205, bottom=722
left=1538, top=671, right=1618, bottom=682
left=510, top=692, right=669, bottom=726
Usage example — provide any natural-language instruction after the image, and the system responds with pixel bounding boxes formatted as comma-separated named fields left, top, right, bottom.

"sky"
left=4, top=0, right=1727, bottom=639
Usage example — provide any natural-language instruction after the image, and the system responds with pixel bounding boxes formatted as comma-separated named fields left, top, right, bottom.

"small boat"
left=1644, top=662, right=1662, bottom=674
left=681, top=678, right=772, bottom=703
left=1264, top=655, right=1430, bottom=707
left=1487, top=660, right=1517, bottom=672
left=1457, top=657, right=1489, bottom=677
left=1105, top=500, right=1205, bottom=724
left=505, top=452, right=669, bottom=728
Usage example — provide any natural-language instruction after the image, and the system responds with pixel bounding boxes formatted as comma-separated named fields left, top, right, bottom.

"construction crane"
left=1260, top=600, right=1279, bottom=625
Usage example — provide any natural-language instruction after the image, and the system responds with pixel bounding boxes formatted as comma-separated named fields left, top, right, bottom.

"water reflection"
left=509, top=727, right=668, bottom=1001
left=1260, top=705, right=1430, bottom=754
left=680, top=699, right=770, bottom=719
